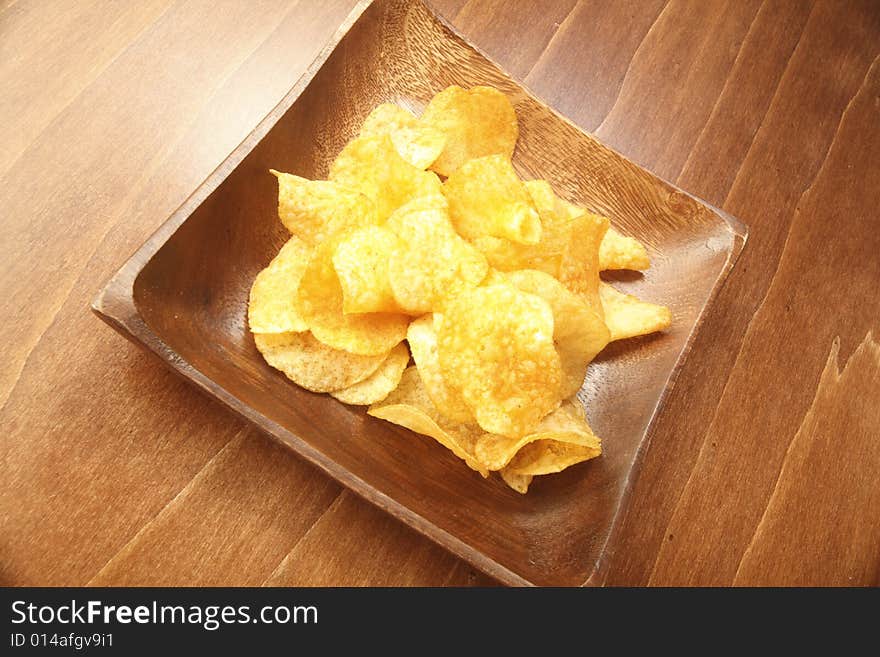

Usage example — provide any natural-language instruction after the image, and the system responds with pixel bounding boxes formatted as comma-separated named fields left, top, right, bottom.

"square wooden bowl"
left=93, top=0, right=746, bottom=586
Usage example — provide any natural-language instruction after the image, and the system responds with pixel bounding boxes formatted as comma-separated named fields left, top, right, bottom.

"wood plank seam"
left=717, top=48, right=878, bottom=344
left=788, top=50, right=880, bottom=213
left=646, top=50, right=880, bottom=584
left=0, top=4, right=185, bottom=408
left=714, top=0, right=819, bottom=212
left=596, top=0, right=779, bottom=585
left=520, top=0, right=583, bottom=83
left=0, top=0, right=179, bottom=180
left=2, top=0, right=306, bottom=407
left=260, top=491, right=347, bottom=585
left=729, top=336, right=842, bottom=581
left=71, top=1, right=344, bottom=582
left=84, top=426, right=251, bottom=585
left=673, top=0, right=768, bottom=184
left=593, top=0, right=672, bottom=134
left=1, top=0, right=260, bottom=410
left=733, top=332, right=880, bottom=584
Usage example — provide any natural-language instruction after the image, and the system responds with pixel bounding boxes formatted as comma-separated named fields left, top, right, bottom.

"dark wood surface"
left=2, top=0, right=878, bottom=586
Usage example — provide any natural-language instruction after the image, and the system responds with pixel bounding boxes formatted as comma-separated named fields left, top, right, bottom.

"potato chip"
left=368, top=367, right=488, bottom=476
left=555, top=192, right=650, bottom=272
left=359, top=103, right=446, bottom=170
left=555, top=192, right=586, bottom=219
left=522, top=180, right=578, bottom=265
left=475, top=400, right=601, bottom=471
left=254, top=86, right=672, bottom=493
left=421, top=85, right=518, bottom=177
left=525, top=178, right=567, bottom=214
left=599, top=282, right=672, bottom=341
left=467, top=235, right=541, bottom=275
left=254, top=331, right=386, bottom=392
left=444, top=155, right=541, bottom=245
left=479, top=269, right=509, bottom=287
left=329, top=133, right=443, bottom=222
left=271, top=170, right=378, bottom=245
left=600, top=227, right=650, bottom=271
left=384, top=196, right=488, bottom=314
left=437, top=281, right=562, bottom=437
left=558, top=211, right=609, bottom=312
left=525, top=180, right=651, bottom=273
left=505, top=439, right=601, bottom=476
left=248, top=236, right=311, bottom=334
left=467, top=179, right=574, bottom=275
left=499, top=469, right=533, bottom=493
left=406, top=314, right=474, bottom=423
left=506, top=270, right=610, bottom=398
left=297, top=232, right=409, bottom=355
left=333, top=225, right=403, bottom=314
left=330, top=342, right=410, bottom=405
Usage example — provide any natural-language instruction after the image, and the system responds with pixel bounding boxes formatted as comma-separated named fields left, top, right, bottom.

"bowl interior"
left=130, top=0, right=742, bottom=586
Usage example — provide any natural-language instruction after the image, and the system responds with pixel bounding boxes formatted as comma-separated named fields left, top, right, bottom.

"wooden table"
left=2, top=0, right=878, bottom=587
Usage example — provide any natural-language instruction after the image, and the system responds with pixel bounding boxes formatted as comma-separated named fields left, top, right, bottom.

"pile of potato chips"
left=249, top=85, right=670, bottom=493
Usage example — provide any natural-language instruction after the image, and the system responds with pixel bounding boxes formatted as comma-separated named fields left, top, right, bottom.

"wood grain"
left=263, top=492, right=495, bottom=586
left=0, top=0, right=359, bottom=586
left=87, top=430, right=340, bottom=586
left=647, top=50, right=880, bottom=585
left=1, top=0, right=878, bottom=586
left=603, top=0, right=880, bottom=585
left=523, top=0, right=669, bottom=129
left=733, top=334, right=880, bottom=586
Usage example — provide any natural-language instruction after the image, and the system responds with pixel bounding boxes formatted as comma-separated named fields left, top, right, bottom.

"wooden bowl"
left=93, top=0, right=746, bottom=586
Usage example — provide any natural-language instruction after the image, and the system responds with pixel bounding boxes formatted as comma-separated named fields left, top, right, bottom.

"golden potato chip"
left=437, top=282, right=562, bottom=437
left=475, top=400, right=600, bottom=471
left=600, top=227, right=650, bottom=271
left=256, top=87, right=672, bottom=493
left=384, top=196, right=488, bottom=314
left=525, top=179, right=569, bottom=215
left=271, top=170, right=378, bottom=245
left=248, top=236, right=311, bottom=334
left=599, top=282, right=672, bottom=341
left=558, top=211, right=609, bottom=312
left=555, top=192, right=588, bottom=220
left=499, top=469, right=533, bottom=494
left=468, top=235, right=543, bottom=275
left=506, top=269, right=610, bottom=398
left=254, top=331, right=386, bottom=392
left=467, top=179, right=574, bottom=275
left=555, top=192, right=650, bottom=272
left=359, top=103, right=446, bottom=170
left=406, top=314, right=474, bottom=423
left=480, top=269, right=509, bottom=287
left=504, top=400, right=602, bottom=477
left=330, top=342, right=410, bottom=405
left=505, top=439, right=601, bottom=476
left=522, top=180, right=578, bottom=265
left=368, top=367, right=488, bottom=476
left=421, top=85, right=518, bottom=177
left=297, top=232, right=409, bottom=355
left=444, top=155, right=541, bottom=245
left=333, top=225, right=403, bottom=314
left=329, top=133, right=443, bottom=222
